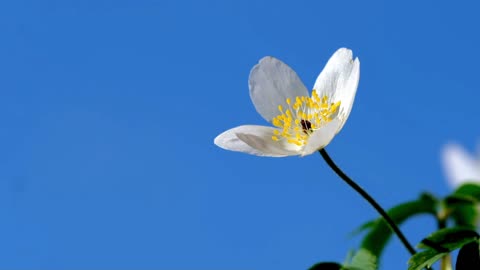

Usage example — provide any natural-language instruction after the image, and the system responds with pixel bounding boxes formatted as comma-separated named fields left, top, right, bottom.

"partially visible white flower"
left=214, top=48, right=360, bottom=157
left=442, top=142, right=480, bottom=188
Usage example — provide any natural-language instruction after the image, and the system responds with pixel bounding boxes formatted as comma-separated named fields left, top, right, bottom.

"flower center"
left=271, top=90, right=341, bottom=146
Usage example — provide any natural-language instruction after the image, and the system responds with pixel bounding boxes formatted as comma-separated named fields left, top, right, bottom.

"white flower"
left=442, top=142, right=480, bottom=187
left=214, top=48, right=360, bottom=157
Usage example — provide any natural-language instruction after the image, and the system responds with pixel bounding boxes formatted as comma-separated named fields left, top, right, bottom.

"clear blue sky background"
left=1, top=0, right=480, bottom=269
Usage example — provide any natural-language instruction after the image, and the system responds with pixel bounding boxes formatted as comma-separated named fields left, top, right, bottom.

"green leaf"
left=455, top=241, right=480, bottom=270
left=359, top=193, right=438, bottom=264
left=444, top=194, right=477, bottom=205
left=347, top=249, right=377, bottom=270
left=408, top=249, right=448, bottom=270
left=417, top=227, right=479, bottom=250
left=451, top=204, right=477, bottom=228
left=453, top=182, right=480, bottom=200
left=444, top=197, right=478, bottom=228
left=444, top=184, right=480, bottom=228
left=308, top=262, right=343, bottom=270
left=408, top=227, right=479, bottom=270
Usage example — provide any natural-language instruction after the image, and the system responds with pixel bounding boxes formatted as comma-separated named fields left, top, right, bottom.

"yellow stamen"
left=270, top=92, right=341, bottom=146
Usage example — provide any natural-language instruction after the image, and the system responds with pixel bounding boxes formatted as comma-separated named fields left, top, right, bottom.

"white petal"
left=337, top=58, right=360, bottom=131
left=442, top=143, right=480, bottom=187
left=249, top=57, right=309, bottom=122
left=214, top=125, right=299, bottom=157
left=301, top=119, right=341, bottom=156
left=313, top=48, right=360, bottom=132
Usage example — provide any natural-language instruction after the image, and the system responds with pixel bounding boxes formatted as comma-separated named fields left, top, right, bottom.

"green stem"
left=437, top=210, right=452, bottom=270
left=318, top=149, right=417, bottom=255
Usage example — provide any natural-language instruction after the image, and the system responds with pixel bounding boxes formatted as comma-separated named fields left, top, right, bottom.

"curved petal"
left=336, top=57, right=360, bottom=131
left=442, top=143, right=480, bottom=187
left=214, top=125, right=299, bottom=157
left=301, top=119, right=341, bottom=156
left=249, top=57, right=309, bottom=122
left=312, top=48, right=360, bottom=132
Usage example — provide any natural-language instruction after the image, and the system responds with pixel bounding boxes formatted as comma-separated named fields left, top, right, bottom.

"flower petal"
left=214, top=125, right=299, bottom=157
left=337, top=58, right=360, bottom=130
left=249, top=57, right=309, bottom=122
left=442, top=143, right=480, bottom=187
left=313, top=48, right=360, bottom=132
left=301, top=119, right=341, bottom=156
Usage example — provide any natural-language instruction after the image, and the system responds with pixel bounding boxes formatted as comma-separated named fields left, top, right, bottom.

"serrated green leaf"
left=456, top=241, right=480, bottom=270
left=308, top=262, right=343, bottom=270
left=342, top=250, right=355, bottom=265
left=359, top=193, right=438, bottom=264
left=408, top=249, right=448, bottom=270
left=347, top=249, right=377, bottom=270
left=417, top=227, right=479, bottom=250
left=408, top=227, right=479, bottom=270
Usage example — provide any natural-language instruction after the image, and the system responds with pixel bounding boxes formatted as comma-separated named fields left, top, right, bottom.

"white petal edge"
left=214, top=125, right=299, bottom=157
left=249, top=56, right=309, bottom=123
left=442, top=143, right=480, bottom=188
left=336, top=57, right=360, bottom=132
left=301, top=119, right=341, bottom=156
left=312, top=48, right=360, bottom=132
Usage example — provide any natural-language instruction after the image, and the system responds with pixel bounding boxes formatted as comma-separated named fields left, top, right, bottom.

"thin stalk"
left=318, top=149, right=416, bottom=255
left=437, top=210, right=452, bottom=270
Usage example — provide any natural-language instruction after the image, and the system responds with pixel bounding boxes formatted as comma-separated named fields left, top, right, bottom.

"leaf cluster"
left=308, top=183, right=480, bottom=270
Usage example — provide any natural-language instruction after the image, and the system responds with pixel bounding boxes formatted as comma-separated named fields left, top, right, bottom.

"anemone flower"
left=442, top=143, right=480, bottom=187
left=214, top=48, right=360, bottom=157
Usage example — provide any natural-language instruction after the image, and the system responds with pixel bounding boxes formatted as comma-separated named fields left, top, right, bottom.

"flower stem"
left=437, top=210, right=452, bottom=270
left=318, top=149, right=417, bottom=255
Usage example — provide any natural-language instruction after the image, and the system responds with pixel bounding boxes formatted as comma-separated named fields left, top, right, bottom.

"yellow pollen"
left=270, top=91, right=341, bottom=146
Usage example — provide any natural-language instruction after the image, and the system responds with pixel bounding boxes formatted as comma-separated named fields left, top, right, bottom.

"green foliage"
left=408, top=227, right=480, bottom=270
left=308, top=249, right=377, bottom=270
left=453, top=183, right=480, bottom=199
left=444, top=182, right=480, bottom=228
left=416, top=227, right=479, bottom=250
left=313, top=183, right=480, bottom=270
left=355, top=193, right=438, bottom=267
left=444, top=194, right=477, bottom=228
left=346, top=249, right=377, bottom=270
left=408, top=249, right=447, bottom=270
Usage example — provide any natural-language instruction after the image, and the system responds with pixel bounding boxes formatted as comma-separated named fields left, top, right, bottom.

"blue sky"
left=1, top=0, right=480, bottom=269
